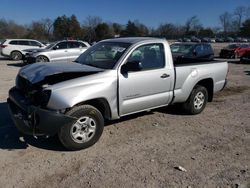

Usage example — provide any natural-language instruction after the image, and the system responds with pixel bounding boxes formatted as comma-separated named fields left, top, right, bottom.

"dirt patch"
left=214, top=86, right=250, bottom=98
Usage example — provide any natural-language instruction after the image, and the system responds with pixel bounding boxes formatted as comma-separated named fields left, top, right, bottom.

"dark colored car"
left=201, top=37, right=211, bottom=43
left=182, top=38, right=191, bottom=42
left=240, top=50, right=250, bottom=63
left=219, top=44, right=240, bottom=58
left=215, top=38, right=224, bottom=43
left=190, top=36, right=201, bottom=43
left=225, top=37, right=234, bottom=42
left=170, top=43, right=214, bottom=64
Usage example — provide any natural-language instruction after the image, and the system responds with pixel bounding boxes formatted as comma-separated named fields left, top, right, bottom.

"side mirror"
left=53, top=46, right=59, bottom=50
left=121, top=61, right=143, bottom=74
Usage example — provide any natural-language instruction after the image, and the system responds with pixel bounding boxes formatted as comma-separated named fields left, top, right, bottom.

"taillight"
left=0, top=45, right=7, bottom=48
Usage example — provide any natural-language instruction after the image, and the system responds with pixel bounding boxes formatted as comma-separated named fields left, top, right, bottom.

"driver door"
left=50, top=42, right=68, bottom=63
left=118, top=43, right=173, bottom=116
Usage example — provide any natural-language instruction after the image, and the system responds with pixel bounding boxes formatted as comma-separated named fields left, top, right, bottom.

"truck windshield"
left=170, top=44, right=194, bottom=54
left=75, top=42, right=131, bottom=69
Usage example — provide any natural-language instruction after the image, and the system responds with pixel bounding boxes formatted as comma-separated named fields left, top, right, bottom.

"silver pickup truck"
left=8, top=37, right=228, bottom=150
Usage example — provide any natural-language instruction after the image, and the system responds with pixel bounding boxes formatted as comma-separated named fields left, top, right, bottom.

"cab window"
left=127, top=43, right=165, bottom=70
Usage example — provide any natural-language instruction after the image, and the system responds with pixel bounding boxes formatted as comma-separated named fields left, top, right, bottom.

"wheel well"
left=11, top=50, right=22, bottom=55
left=75, top=98, right=111, bottom=120
left=36, top=55, right=49, bottom=61
left=196, top=78, right=214, bottom=102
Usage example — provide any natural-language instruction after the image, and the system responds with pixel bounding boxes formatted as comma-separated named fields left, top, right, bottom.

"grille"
left=16, top=75, right=32, bottom=93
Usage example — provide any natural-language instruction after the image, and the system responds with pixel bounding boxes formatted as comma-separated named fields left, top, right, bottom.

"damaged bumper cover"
left=8, top=87, right=77, bottom=136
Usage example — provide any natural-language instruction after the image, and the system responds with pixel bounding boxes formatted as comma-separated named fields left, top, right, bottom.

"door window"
left=195, top=45, right=203, bottom=54
left=29, top=41, right=42, bottom=47
left=127, top=43, right=165, bottom=70
left=56, top=42, right=68, bottom=49
left=18, top=41, right=30, bottom=46
left=68, top=42, right=80, bottom=48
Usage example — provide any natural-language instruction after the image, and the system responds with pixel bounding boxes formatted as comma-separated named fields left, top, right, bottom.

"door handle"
left=161, top=73, right=170, bottom=78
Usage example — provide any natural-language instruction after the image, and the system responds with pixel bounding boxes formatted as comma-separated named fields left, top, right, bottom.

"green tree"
left=53, top=15, right=82, bottom=40
left=69, top=15, right=82, bottom=39
left=121, top=20, right=148, bottom=37
left=53, top=15, right=70, bottom=40
left=95, top=23, right=111, bottom=41
left=198, top=28, right=214, bottom=37
left=112, top=23, right=122, bottom=35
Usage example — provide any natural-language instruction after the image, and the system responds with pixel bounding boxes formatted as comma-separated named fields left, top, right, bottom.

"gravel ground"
left=0, top=55, right=250, bottom=188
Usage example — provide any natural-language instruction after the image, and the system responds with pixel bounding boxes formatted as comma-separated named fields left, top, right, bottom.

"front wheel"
left=11, top=51, right=22, bottom=60
left=58, top=105, right=104, bottom=150
left=182, top=85, right=208, bottom=115
left=36, top=55, right=49, bottom=62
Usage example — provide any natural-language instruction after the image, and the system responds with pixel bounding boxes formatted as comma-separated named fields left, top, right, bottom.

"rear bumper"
left=8, top=87, right=77, bottom=136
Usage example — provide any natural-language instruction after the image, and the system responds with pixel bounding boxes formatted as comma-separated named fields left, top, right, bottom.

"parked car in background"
left=219, top=44, right=240, bottom=58
left=215, top=38, right=224, bottom=43
left=170, top=43, right=214, bottom=63
left=8, top=37, right=228, bottom=150
left=234, top=44, right=250, bottom=58
left=201, top=37, right=211, bottom=43
left=210, top=38, right=216, bottom=43
left=183, top=38, right=191, bottom=42
left=190, top=36, right=201, bottom=43
left=23, top=40, right=90, bottom=63
left=220, top=43, right=250, bottom=59
left=240, top=50, right=250, bottom=63
left=0, top=39, right=45, bottom=60
left=234, top=37, right=248, bottom=43
left=225, top=37, right=234, bottom=42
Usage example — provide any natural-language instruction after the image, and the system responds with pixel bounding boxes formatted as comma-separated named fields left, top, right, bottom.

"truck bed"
left=173, top=60, right=228, bottom=103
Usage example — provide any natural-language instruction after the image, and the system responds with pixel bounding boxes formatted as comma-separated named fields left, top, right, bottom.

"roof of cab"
left=101, top=37, right=166, bottom=44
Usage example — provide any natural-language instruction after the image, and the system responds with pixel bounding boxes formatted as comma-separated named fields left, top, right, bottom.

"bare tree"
left=219, top=12, right=233, bottom=35
left=41, top=18, right=53, bottom=39
left=82, top=16, right=102, bottom=42
left=234, top=6, right=246, bottom=31
left=185, top=16, right=202, bottom=35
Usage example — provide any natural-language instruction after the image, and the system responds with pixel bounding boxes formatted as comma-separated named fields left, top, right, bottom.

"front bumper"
left=8, top=87, right=77, bottom=136
left=23, top=55, right=36, bottom=64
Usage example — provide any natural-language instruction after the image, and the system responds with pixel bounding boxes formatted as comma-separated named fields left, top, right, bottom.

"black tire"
left=58, top=105, right=104, bottom=151
left=11, top=51, right=22, bottom=60
left=36, top=55, right=49, bottom=62
left=182, top=85, right=208, bottom=115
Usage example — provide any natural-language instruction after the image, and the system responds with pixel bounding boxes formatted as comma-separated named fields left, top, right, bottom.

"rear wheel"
left=36, top=55, right=49, bottom=62
left=58, top=105, right=104, bottom=150
left=11, top=51, right=22, bottom=60
left=182, top=85, right=208, bottom=115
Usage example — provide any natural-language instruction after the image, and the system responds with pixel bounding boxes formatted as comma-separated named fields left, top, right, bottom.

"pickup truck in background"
left=170, top=42, right=214, bottom=64
left=8, top=37, right=228, bottom=150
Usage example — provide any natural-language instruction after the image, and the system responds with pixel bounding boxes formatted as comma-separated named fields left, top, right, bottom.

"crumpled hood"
left=19, top=62, right=103, bottom=84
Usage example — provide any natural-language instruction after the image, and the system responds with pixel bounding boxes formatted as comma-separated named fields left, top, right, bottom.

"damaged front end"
left=8, top=87, right=77, bottom=136
left=8, top=62, right=103, bottom=136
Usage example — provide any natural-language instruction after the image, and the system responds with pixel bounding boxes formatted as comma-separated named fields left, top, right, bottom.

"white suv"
left=0, top=39, right=45, bottom=60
